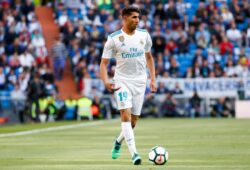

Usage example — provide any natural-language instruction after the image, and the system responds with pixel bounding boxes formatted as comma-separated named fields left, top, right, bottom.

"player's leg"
left=112, top=110, right=140, bottom=161
left=130, top=114, right=141, bottom=164
left=112, top=114, right=138, bottom=160
left=115, top=114, right=138, bottom=144
left=128, top=80, right=147, bottom=164
left=120, top=108, right=141, bottom=165
left=112, top=81, right=133, bottom=159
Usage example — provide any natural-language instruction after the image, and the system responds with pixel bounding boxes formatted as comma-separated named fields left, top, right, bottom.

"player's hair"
left=122, top=6, right=141, bottom=17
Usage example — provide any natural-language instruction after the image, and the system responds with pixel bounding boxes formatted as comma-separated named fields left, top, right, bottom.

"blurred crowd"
left=0, top=0, right=60, bottom=123
left=142, top=90, right=235, bottom=118
left=54, top=0, right=250, bottom=94
left=2, top=0, right=248, bottom=122
left=0, top=0, right=59, bottom=102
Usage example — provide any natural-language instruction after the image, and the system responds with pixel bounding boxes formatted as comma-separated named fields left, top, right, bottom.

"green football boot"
left=132, top=153, right=142, bottom=165
left=111, top=140, right=121, bottom=159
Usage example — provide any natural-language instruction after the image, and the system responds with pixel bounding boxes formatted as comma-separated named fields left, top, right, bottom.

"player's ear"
left=122, top=15, right=128, bottom=21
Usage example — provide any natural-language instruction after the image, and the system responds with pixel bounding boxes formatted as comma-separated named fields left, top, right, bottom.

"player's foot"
left=111, top=140, right=121, bottom=159
left=132, top=153, right=142, bottom=165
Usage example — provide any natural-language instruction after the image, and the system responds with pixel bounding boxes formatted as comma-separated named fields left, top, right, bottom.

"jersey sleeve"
left=144, top=32, right=152, bottom=53
left=101, top=36, right=115, bottom=59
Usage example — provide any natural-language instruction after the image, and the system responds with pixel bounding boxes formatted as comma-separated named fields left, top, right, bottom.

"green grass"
left=0, top=118, right=250, bottom=170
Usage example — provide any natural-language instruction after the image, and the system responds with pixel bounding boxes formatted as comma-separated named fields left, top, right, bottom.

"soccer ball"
left=148, top=146, right=168, bottom=165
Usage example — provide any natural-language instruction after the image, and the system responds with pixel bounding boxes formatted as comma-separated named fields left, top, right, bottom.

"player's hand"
left=150, top=80, right=157, bottom=93
left=104, top=82, right=121, bottom=92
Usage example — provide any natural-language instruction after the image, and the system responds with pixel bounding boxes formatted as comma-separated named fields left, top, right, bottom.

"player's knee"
left=131, top=117, right=138, bottom=128
left=120, top=109, right=131, bottom=121
left=131, top=122, right=136, bottom=128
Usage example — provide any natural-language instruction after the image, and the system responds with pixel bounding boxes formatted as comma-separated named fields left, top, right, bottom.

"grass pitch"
left=0, top=118, right=250, bottom=170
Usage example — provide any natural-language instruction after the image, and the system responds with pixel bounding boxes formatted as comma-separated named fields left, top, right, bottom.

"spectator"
left=160, top=92, right=178, bottom=117
left=156, top=81, right=169, bottom=94
left=6, top=69, right=18, bottom=89
left=57, top=9, right=68, bottom=28
left=27, top=73, right=42, bottom=106
left=224, top=59, right=236, bottom=77
left=0, top=66, right=6, bottom=90
left=172, top=83, right=183, bottom=95
left=155, top=53, right=166, bottom=75
left=88, top=86, right=102, bottom=100
left=242, top=0, right=250, bottom=18
left=189, top=91, right=202, bottom=117
left=200, top=58, right=210, bottom=78
left=221, top=6, right=234, bottom=25
left=235, top=58, right=249, bottom=77
left=51, top=36, right=67, bottom=80
left=187, top=25, right=196, bottom=44
left=9, top=52, right=21, bottom=70
left=195, top=23, right=210, bottom=48
left=247, top=23, right=250, bottom=46
left=152, top=27, right=166, bottom=54
left=213, top=61, right=223, bottom=77
left=165, top=39, right=177, bottom=54
left=220, top=36, right=233, bottom=55
left=232, top=4, right=245, bottom=25
left=77, top=95, right=93, bottom=120
left=196, top=2, right=206, bottom=21
left=210, top=98, right=232, bottom=117
left=142, top=93, right=159, bottom=118
left=21, top=0, right=34, bottom=16
left=185, top=67, right=193, bottom=78
left=226, top=22, right=242, bottom=47
left=209, top=37, right=220, bottom=55
left=237, top=80, right=245, bottom=100
left=164, top=0, right=180, bottom=20
left=154, top=3, right=165, bottom=21
left=176, top=0, right=189, bottom=16
left=41, top=67, right=54, bottom=83
left=51, top=0, right=250, bottom=99
left=64, top=96, right=77, bottom=120
left=19, top=48, right=35, bottom=68
left=169, top=57, right=179, bottom=77
left=177, top=33, right=189, bottom=54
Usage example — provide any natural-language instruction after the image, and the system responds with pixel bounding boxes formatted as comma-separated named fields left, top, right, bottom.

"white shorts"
left=114, top=79, right=147, bottom=116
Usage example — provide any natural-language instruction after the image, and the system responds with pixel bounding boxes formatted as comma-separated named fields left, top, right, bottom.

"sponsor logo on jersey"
left=121, top=48, right=144, bottom=59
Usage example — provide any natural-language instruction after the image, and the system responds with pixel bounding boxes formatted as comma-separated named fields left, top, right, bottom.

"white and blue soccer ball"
left=148, top=146, right=168, bottom=165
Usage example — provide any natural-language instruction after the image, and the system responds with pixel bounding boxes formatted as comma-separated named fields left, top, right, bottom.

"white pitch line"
left=0, top=119, right=118, bottom=138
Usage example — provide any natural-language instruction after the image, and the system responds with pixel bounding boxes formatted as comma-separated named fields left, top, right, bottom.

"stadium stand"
left=51, top=0, right=249, bottom=118
left=1, top=0, right=250, bottom=124
left=54, top=0, right=249, bottom=90
left=0, top=0, right=60, bottom=123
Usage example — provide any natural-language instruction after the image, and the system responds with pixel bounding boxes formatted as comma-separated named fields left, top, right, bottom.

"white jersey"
left=102, top=28, right=152, bottom=81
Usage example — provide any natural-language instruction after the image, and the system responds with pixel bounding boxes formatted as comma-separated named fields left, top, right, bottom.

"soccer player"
left=100, top=6, right=157, bottom=165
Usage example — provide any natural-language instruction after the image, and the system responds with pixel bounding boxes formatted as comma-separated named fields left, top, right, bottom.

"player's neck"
left=122, top=26, right=136, bottom=35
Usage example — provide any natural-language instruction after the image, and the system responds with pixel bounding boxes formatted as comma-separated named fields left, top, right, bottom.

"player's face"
left=125, top=12, right=139, bottom=31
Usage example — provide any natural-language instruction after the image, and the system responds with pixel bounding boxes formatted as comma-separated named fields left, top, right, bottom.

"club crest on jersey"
left=119, top=36, right=125, bottom=46
left=140, top=39, right=144, bottom=45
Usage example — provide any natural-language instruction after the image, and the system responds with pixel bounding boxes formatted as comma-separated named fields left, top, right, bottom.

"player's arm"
left=100, top=59, right=120, bottom=92
left=145, top=32, right=157, bottom=93
left=100, top=36, right=120, bottom=92
left=145, top=52, right=157, bottom=93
